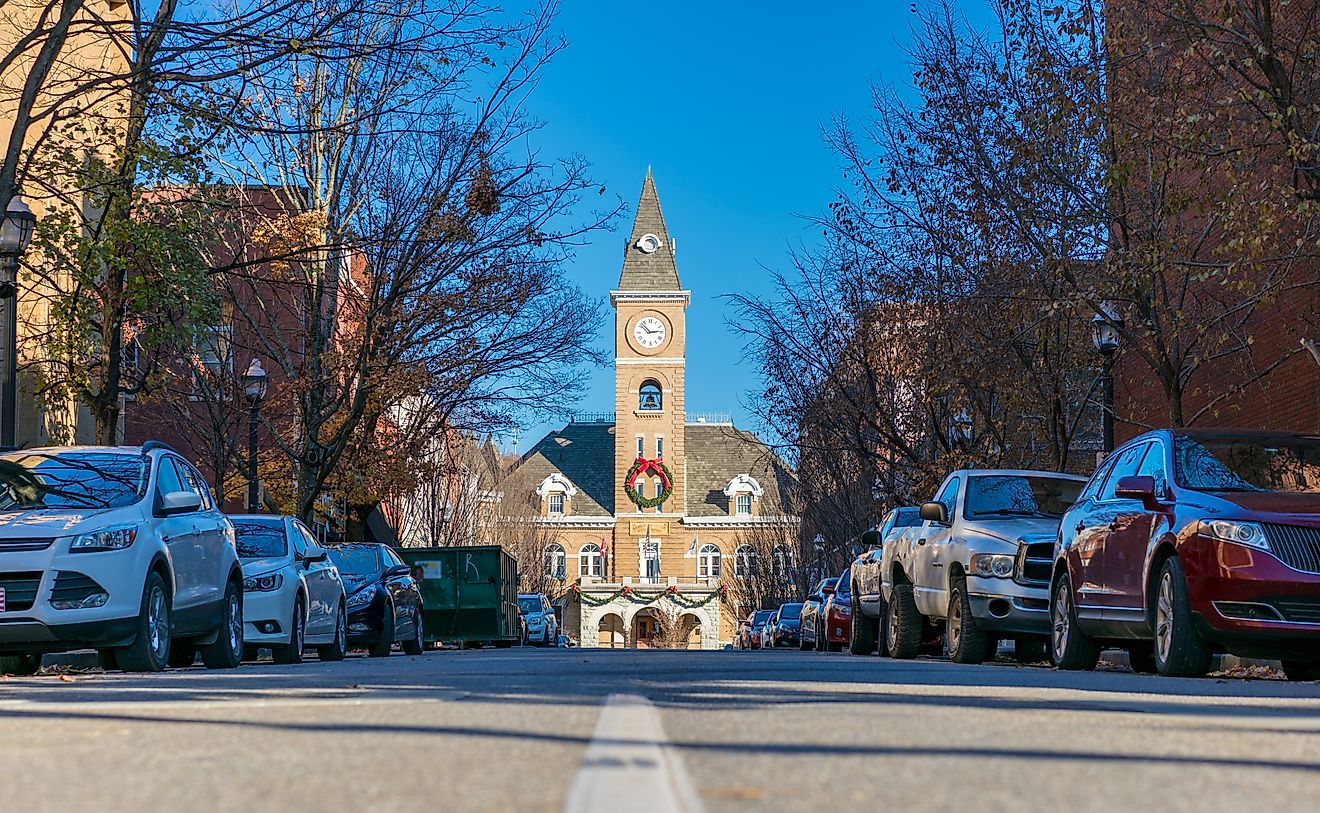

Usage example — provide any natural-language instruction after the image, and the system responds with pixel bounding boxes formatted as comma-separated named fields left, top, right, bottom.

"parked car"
left=850, top=507, right=923, bottom=654
left=818, top=567, right=853, bottom=652
left=518, top=593, right=559, bottom=647
left=768, top=602, right=804, bottom=647
left=1051, top=429, right=1320, bottom=680
left=760, top=609, right=780, bottom=648
left=232, top=515, right=347, bottom=664
left=735, top=613, right=756, bottom=649
left=748, top=609, right=775, bottom=650
left=0, top=443, right=244, bottom=675
left=329, top=544, right=424, bottom=657
left=883, top=469, right=1085, bottom=664
left=799, top=577, right=838, bottom=651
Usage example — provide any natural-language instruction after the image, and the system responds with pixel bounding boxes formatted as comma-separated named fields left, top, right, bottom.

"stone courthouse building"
left=504, top=171, right=798, bottom=649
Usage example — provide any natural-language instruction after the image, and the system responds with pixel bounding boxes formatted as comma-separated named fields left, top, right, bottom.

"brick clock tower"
left=611, top=170, right=690, bottom=581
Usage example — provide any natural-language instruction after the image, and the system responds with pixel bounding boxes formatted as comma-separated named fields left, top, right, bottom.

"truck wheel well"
left=890, top=564, right=911, bottom=586
left=948, top=562, right=966, bottom=587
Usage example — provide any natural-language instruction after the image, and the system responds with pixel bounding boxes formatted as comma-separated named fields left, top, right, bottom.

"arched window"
left=698, top=544, right=722, bottom=579
left=639, top=380, right=662, bottom=412
left=543, top=543, right=566, bottom=580
left=735, top=544, right=757, bottom=578
left=579, top=543, right=603, bottom=578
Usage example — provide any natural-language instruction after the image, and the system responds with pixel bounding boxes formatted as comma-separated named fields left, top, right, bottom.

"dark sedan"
left=747, top=609, right=775, bottom=650
left=768, top=602, right=803, bottom=647
left=799, top=577, right=838, bottom=651
left=329, top=543, right=425, bottom=657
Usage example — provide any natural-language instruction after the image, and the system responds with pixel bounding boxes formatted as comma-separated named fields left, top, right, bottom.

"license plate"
left=0, top=586, right=6, bottom=613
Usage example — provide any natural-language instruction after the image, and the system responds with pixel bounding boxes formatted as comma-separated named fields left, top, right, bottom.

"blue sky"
left=510, top=1, right=994, bottom=453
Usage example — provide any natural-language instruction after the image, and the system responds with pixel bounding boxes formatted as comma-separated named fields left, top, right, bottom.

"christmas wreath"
left=624, top=456, right=674, bottom=509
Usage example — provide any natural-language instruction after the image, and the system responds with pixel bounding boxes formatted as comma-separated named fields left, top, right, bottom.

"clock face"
left=633, top=316, right=666, bottom=349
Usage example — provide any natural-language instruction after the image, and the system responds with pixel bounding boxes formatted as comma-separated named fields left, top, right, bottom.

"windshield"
left=328, top=546, right=382, bottom=577
left=964, top=474, right=1081, bottom=519
left=233, top=519, right=287, bottom=559
left=0, top=451, right=148, bottom=510
left=753, top=610, right=775, bottom=624
left=779, top=603, right=803, bottom=620
left=1175, top=433, right=1320, bottom=493
left=518, top=597, right=543, bottom=615
left=836, top=568, right=852, bottom=590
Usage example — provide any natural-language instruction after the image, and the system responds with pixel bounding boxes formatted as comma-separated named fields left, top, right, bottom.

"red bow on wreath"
left=626, top=457, right=670, bottom=489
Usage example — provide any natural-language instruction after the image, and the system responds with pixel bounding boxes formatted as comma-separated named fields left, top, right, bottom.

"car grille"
left=0, top=538, right=54, bottom=553
left=50, top=571, right=105, bottom=605
left=1015, top=541, right=1054, bottom=586
left=1262, top=524, right=1320, bottom=574
left=1271, top=597, right=1320, bottom=624
left=0, top=572, right=42, bottom=611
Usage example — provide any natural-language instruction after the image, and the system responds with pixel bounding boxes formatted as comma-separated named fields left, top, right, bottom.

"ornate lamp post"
left=0, top=196, right=36, bottom=448
left=1091, top=303, right=1124, bottom=455
left=242, top=359, right=268, bottom=511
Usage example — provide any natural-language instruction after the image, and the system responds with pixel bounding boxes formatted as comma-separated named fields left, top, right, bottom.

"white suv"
left=0, top=443, right=244, bottom=674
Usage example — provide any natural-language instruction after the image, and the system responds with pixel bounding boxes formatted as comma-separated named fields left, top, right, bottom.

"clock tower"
left=612, top=171, right=689, bottom=575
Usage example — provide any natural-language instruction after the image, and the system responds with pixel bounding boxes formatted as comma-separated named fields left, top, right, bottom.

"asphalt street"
left=2, top=648, right=1320, bottom=813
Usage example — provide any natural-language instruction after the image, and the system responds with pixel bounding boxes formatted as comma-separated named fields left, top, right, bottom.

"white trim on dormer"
left=723, top=474, right=764, bottom=498
left=536, top=473, right=579, bottom=498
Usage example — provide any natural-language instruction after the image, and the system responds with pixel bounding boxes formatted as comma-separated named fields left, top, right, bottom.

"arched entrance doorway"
left=680, top=613, right=702, bottom=650
left=631, top=609, right=660, bottom=648
left=597, top=613, right=625, bottom=648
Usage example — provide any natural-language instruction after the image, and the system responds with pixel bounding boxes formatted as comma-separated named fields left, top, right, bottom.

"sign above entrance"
left=628, top=520, right=670, bottom=537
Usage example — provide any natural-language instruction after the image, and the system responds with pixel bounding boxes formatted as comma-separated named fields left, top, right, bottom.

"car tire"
left=1051, top=572, right=1100, bottom=671
left=200, top=580, right=244, bottom=670
left=947, top=579, right=994, bottom=664
left=886, top=584, right=922, bottom=659
left=273, top=598, right=306, bottom=665
left=402, top=610, right=424, bottom=656
left=0, top=654, right=41, bottom=676
left=1127, top=644, right=1158, bottom=674
left=1013, top=637, right=1048, bottom=665
left=96, top=648, right=119, bottom=671
left=167, top=641, right=197, bottom=669
left=849, top=592, right=877, bottom=656
left=1153, top=558, right=1212, bottom=678
left=1281, top=661, right=1320, bottom=681
left=368, top=605, right=395, bottom=658
left=117, top=571, right=172, bottom=673
left=318, top=604, right=348, bottom=662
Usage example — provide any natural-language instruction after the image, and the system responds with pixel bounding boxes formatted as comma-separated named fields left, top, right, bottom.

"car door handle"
left=917, top=538, right=927, bottom=546
left=1075, top=523, right=1085, bottom=533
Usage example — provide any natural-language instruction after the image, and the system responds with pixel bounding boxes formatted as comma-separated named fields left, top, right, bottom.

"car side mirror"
left=159, top=490, right=201, bottom=516
left=386, top=564, right=411, bottom=578
left=303, top=545, right=328, bottom=564
left=1114, top=475, right=1160, bottom=509
left=919, top=501, right=950, bottom=525
left=860, top=529, right=882, bottom=549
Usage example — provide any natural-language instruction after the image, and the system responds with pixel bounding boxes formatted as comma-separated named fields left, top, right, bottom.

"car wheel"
left=273, top=598, right=306, bottom=665
left=96, top=648, right=118, bottom=671
left=318, top=603, right=348, bottom=662
left=1153, top=558, right=1212, bottom=678
left=947, top=579, right=994, bottom=664
left=368, top=605, right=395, bottom=658
left=1051, top=572, right=1100, bottom=671
left=1127, top=644, right=1158, bottom=674
left=886, top=584, right=922, bottom=659
left=0, top=654, right=41, bottom=676
left=1281, top=661, right=1320, bottom=681
left=117, top=571, right=172, bottom=673
left=1013, top=637, right=1048, bottom=665
left=167, top=641, right=197, bottom=669
left=849, top=592, right=877, bottom=656
left=200, top=580, right=244, bottom=670
left=402, top=610, right=424, bottom=656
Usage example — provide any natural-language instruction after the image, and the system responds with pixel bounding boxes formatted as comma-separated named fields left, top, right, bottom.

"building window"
left=636, top=436, right=644, bottom=458
left=698, top=544, right=721, bottom=579
left=772, top=545, right=793, bottom=581
left=655, top=436, right=664, bottom=458
left=639, top=380, right=662, bottom=411
left=736, top=494, right=752, bottom=515
left=544, top=544, right=566, bottom=580
left=548, top=493, right=565, bottom=514
left=735, top=545, right=757, bottom=578
left=579, top=543, right=603, bottom=578
left=655, top=479, right=664, bottom=513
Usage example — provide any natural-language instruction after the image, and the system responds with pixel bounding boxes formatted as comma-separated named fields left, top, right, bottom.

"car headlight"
left=69, top=525, right=138, bottom=553
left=346, top=587, right=377, bottom=609
left=1200, top=519, right=1269, bottom=550
left=970, top=553, right=1016, bottom=578
left=242, top=573, right=283, bottom=592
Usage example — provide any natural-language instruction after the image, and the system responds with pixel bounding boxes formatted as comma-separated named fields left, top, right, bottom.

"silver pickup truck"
left=880, top=469, right=1085, bottom=664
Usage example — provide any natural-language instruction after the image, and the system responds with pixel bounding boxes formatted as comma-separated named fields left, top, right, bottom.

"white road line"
left=563, top=693, right=704, bottom=813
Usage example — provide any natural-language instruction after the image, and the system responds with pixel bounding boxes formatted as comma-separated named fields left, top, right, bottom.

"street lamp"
left=951, top=408, right=973, bottom=449
left=1091, top=302, right=1124, bottom=456
left=242, top=358, right=268, bottom=511
left=0, top=196, right=36, bottom=448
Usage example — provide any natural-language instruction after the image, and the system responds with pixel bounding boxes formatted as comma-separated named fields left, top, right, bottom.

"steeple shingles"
left=617, top=169, right=683, bottom=291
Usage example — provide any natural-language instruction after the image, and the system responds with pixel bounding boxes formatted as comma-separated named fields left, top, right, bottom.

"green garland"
left=574, top=584, right=727, bottom=608
left=624, top=458, right=675, bottom=509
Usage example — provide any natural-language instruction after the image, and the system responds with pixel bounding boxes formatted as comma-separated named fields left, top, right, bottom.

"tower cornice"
left=610, top=289, right=691, bottom=307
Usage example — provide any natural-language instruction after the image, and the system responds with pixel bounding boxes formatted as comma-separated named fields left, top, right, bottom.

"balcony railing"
left=685, top=412, right=732, bottom=425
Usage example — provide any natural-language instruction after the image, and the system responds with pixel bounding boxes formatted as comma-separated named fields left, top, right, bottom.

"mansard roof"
left=683, top=424, right=795, bottom=517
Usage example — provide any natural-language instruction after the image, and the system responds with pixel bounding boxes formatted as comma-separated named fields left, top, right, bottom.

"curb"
left=39, top=650, right=102, bottom=670
left=1100, top=650, right=1280, bottom=672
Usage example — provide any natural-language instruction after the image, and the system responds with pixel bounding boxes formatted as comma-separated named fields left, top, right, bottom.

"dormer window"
left=724, top=473, right=764, bottom=517
left=639, top=380, right=662, bottom=411
left=548, top=494, right=565, bottom=514
left=536, top=473, right=578, bottom=517
left=736, top=494, right=752, bottom=515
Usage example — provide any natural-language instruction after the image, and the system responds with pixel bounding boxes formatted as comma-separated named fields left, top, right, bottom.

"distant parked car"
left=1052, top=429, right=1320, bottom=680
left=518, top=593, right=559, bottom=647
left=799, top=577, right=838, bottom=651
left=232, top=515, right=346, bottom=664
left=735, top=614, right=756, bottom=649
left=748, top=609, right=775, bottom=650
left=883, top=469, right=1084, bottom=664
left=769, top=602, right=804, bottom=648
left=329, top=544, right=424, bottom=657
left=0, top=443, right=243, bottom=675
left=850, top=508, right=922, bottom=655
left=818, top=567, right=853, bottom=652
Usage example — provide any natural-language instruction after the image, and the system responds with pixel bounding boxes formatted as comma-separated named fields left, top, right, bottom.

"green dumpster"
left=395, top=545, right=520, bottom=647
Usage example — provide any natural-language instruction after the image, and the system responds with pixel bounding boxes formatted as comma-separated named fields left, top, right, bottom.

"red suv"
left=1051, top=429, right=1320, bottom=679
